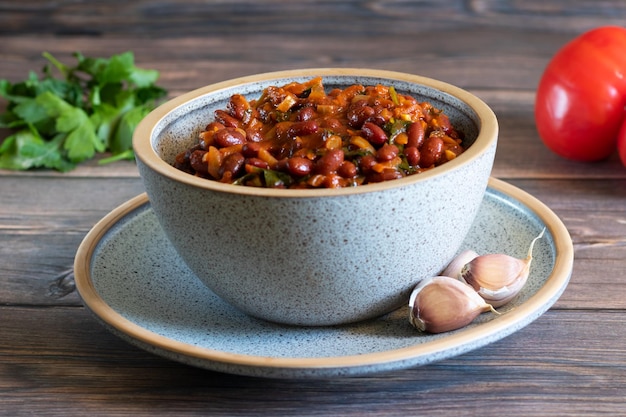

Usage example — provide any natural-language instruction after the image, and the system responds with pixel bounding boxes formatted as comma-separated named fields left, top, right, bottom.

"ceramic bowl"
left=132, top=68, right=498, bottom=326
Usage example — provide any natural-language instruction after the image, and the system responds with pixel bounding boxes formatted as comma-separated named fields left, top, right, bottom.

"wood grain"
left=2, top=0, right=625, bottom=37
left=1, top=306, right=625, bottom=416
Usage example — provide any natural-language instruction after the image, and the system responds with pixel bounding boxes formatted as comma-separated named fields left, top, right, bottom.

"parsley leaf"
left=0, top=51, right=167, bottom=171
left=0, top=128, right=75, bottom=172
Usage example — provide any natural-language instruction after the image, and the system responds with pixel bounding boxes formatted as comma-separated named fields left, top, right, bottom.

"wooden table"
left=2, top=2, right=625, bottom=415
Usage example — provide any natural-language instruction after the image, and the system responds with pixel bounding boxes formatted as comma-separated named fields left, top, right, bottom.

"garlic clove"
left=460, top=228, right=545, bottom=307
left=441, top=249, right=479, bottom=279
left=408, top=276, right=498, bottom=334
left=460, top=254, right=527, bottom=307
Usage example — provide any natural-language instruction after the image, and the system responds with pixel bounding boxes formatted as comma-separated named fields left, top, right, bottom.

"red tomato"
left=535, top=26, right=626, bottom=163
left=618, top=119, right=626, bottom=166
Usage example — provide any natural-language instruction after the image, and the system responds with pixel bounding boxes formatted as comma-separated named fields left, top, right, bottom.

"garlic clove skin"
left=441, top=249, right=479, bottom=279
left=460, top=228, right=545, bottom=308
left=460, top=254, right=529, bottom=307
left=408, top=276, right=498, bottom=334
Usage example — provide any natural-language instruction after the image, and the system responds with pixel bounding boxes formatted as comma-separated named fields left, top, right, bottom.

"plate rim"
left=74, top=177, right=574, bottom=374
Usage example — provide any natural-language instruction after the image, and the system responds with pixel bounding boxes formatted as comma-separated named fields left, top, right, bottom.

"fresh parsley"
left=0, top=51, right=167, bottom=171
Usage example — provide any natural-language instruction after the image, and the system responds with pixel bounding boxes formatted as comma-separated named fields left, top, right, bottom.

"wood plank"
left=1, top=32, right=553, bottom=91
left=0, top=177, right=145, bottom=306
left=0, top=306, right=625, bottom=416
left=1, top=0, right=625, bottom=37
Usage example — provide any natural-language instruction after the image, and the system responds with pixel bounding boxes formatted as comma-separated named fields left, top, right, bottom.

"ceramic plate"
left=74, top=177, right=573, bottom=378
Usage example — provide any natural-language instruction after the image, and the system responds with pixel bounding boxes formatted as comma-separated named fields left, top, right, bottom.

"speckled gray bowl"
left=132, top=68, right=498, bottom=326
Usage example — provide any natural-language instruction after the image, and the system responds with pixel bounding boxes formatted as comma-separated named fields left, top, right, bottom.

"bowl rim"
left=133, top=68, right=498, bottom=197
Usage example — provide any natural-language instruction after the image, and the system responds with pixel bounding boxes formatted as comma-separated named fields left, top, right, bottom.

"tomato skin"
left=618, top=119, right=626, bottom=166
left=535, top=26, right=626, bottom=162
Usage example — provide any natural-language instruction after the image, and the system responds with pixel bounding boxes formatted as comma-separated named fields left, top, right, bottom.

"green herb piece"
left=262, top=168, right=292, bottom=188
left=232, top=167, right=293, bottom=188
left=389, top=86, right=400, bottom=106
left=385, top=118, right=410, bottom=143
left=0, top=51, right=167, bottom=171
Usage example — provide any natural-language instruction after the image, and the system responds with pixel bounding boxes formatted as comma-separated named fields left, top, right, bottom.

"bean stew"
left=173, top=77, right=466, bottom=188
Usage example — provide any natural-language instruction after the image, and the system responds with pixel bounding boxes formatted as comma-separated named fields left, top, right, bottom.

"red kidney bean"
left=358, top=154, right=377, bottom=174
left=199, top=122, right=226, bottom=148
left=221, top=152, right=245, bottom=177
left=337, top=160, right=358, bottom=178
left=316, top=149, right=344, bottom=175
left=245, top=157, right=270, bottom=170
left=406, top=121, right=425, bottom=148
left=404, top=146, right=421, bottom=167
left=347, top=102, right=376, bottom=128
left=189, top=150, right=208, bottom=174
left=214, top=109, right=241, bottom=128
left=322, top=117, right=344, bottom=132
left=376, top=143, right=399, bottom=161
left=297, top=106, right=315, bottom=121
left=366, top=169, right=403, bottom=183
left=419, top=136, right=444, bottom=167
left=242, top=142, right=262, bottom=158
left=287, top=156, right=314, bottom=177
left=361, top=122, right=388, bottom=146
left=323, top=174, right=343, bottom=188
left=364, top=113, right=387, bottom=127
left=274, top=121, right=292, bottom=142
left=275, top=140, right=302, bottom=160
left=214, top=127, right=246, bottom=147
left=204, top=121, right=225, bottom=132
left=275, top=158, right=289, bottom=172
left=288, top=120, right=319, bottom=138
left=227, top=94, right=249, bottom=120
left=246, top=128, right=264, bottom=142
left=435, top=113, right=454, bottom=134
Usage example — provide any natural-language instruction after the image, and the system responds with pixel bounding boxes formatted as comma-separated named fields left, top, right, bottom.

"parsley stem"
left=42, top=52, right=69, bottom=78
left=98, top=149, right=135, bottom=165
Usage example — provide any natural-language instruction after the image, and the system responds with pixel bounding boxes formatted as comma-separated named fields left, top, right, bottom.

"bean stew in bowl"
left=172, top=77, right=467, bottom=189
left=133, top=69, right=498, bottom=326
